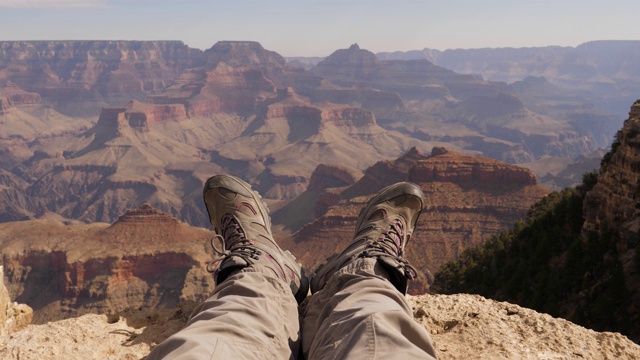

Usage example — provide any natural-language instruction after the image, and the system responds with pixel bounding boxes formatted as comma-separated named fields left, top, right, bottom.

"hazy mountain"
left=378, top=40, right=640, bottom=120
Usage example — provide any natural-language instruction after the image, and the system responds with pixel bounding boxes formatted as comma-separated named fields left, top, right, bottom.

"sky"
left=0, top=0, right=639, bottom=57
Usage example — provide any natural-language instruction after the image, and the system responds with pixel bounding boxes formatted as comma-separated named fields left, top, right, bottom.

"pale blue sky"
left=0, top=0, right=639, bottom=56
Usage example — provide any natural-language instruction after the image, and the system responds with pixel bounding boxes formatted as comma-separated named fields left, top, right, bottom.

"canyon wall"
left=0, top=204, right=215, bottom=323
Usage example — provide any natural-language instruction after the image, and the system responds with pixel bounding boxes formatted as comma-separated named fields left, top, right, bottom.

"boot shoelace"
left=359, top=219, right=418, bottom=280
left=206, top=214, right=262, bottom=275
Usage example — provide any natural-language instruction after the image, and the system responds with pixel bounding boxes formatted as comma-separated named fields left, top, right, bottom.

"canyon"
left=1, top=39, right=638, bottom=351
left=1, top=147, right=547, bottom=321
left=0, top=40, right=620, bottom=227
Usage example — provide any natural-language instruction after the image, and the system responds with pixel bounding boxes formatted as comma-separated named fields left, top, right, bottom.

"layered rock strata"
left=0, top=40, right=205, bottom=115
left=0, top=204, right=215, bottom=323
left=0, top=265, right=33, bottom=336
left=0, top=81, right=41, bottom=115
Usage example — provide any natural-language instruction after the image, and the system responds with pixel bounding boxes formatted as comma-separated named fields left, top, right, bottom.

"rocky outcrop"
left=112, top=203, right=180, bottom=225
left=97, top=100, right=188, bottom=133
left=0, top=81, right=41, bottom=114
left=311, top=44, right=380, bottom=82
left=1, top=265, right=33, bottom=336
left=205, top=41, right=286, bottom=69
left=283, top=147, right=548, bottom=293
left=197, top=62, right=276, bottom=113
left=0, top=205, right=215, bottom=323
left=3, top=293, right=640, bottom=360
left=129, top=100, right=188, bottom=124
left=150, top=62, right=277, bottom=115
left=307, top=163, right=362, bottom=191
left=409, top=146, right=537, bottom=185
left=204, top=41, right=323, bottom=90
left=262, top=88, right=377, bottom=129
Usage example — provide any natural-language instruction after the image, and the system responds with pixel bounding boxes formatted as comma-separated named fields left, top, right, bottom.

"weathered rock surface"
left=0, top=266, right=33, bottom=336
left=2, top=293, right=639, bottom=360
left=281, top=147, right=548, bottom=293
left=412, top=294, right=640, bottom=359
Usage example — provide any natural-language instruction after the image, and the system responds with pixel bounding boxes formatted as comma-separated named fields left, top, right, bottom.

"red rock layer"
left=0, top=204, right=215, bottom=323
left=96, top=100, right=188, bottom=132
left=0, top=82, right=42, bottom=114
left=0, top=40, right=204, bottom=112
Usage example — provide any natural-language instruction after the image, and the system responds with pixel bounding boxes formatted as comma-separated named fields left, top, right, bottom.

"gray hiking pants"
left=147, top=258, right=438, bottom=359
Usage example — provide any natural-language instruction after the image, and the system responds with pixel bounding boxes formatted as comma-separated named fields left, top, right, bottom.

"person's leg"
left=302, top=182, right=438, bottom=360
left=148, top=175, right=308, bottom=360
left=147, top=269, right=300, bottom=359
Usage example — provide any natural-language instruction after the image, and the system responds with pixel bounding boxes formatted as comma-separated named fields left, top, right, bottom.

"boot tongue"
left=368, top=208, right=387, bottom=221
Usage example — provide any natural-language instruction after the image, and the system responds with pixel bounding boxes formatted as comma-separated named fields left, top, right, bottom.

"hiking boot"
left=310, top=182, right=424, bottom=294
left=203, top=174, right=309, bottom=303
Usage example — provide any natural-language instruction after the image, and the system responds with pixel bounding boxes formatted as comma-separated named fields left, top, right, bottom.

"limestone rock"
left=2, top=294, right=639, bottom=360
left=1, top=266, right=33, bottom=336
left=411, top=294, right=640, bottom=359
